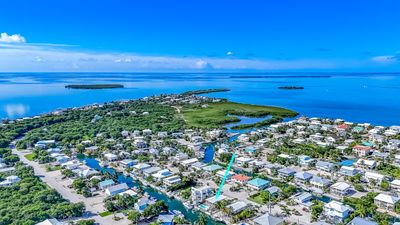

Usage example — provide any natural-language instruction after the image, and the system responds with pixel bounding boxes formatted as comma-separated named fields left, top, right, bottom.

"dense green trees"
left=0, top=165, right=85, bottom=225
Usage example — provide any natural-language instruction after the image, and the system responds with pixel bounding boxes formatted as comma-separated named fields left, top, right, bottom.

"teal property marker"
left=215, top=153, right=236, bottom=200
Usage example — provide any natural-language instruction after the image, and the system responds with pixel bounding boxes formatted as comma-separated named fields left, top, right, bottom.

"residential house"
left=374, top=193, right=400, bottom=212
left=338, top=166, right=360, bottom=177
left=298, top=155, right=314, bottom=167
left=216, top=170, right=235, bottom=180
left=157, top=214, right=174, bottom=225
left=310, top=176, right=332, bottom=189
left=330, top=182, right=352, bottom=197
left=104, top=153, right=118, bottom=161
left=349, top=217, right=378, bottom=225
left=352, top=145, right=372, bottom=157
left=191, top=186, right=213, bottom=204
left=323, top=201, right=352, bottom=223
left=153, top=169, right=172, bottom=181
left=277, top=167, right=296, bottom=180
left=163, top=175, right=182, bottom=186
left=98, top=179, right=115, bottom=190
left=119, top=159, right=135, bottom=168
left=0, top=175, right=20, bottom=187
left=291, top=192, right=313, bottom=208
left=36, top=219, right=64, bottom=225
left=232, top=174, right=251, bottom=185
left=295, top=171, right=313, bottom=184
left=364, top=171, right=385, bottom=185
left=247, top=178, right=270, bottom=190
left=316, top=161, right=336, bottom=173
left=391, top=179, right=400, bottom=192
left=227, top=201, right=248, bottom=214
left=355, top=159, right=376, bottom=169
left=105, top=183, right=129, bottom=196
left=252, top=213, right=284, bottom=225
left=135, top=196, right=156, bottom=213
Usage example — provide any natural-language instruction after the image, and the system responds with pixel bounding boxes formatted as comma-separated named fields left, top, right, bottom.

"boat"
left=183, top=201, right=193, bottom=210
left=99, top=161, right=108, bottom=167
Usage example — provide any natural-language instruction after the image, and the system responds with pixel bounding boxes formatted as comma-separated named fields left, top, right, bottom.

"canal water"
left=202, top=115, right=271, bottom=163
left=83, top=158, right=224, bottom=225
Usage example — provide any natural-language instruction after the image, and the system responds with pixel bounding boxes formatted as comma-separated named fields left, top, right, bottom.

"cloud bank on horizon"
left=0, top=32, right=398, bottom=72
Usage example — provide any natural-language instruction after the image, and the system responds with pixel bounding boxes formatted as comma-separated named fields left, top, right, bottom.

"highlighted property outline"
left=215, top=153, right=236, bottom=199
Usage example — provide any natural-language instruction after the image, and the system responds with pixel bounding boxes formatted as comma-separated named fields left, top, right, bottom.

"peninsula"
left=65, top=84, right=124, bottom=89
left=278, top=86, right=304, bottom=90
left=182, top=88, right=230, bottom=95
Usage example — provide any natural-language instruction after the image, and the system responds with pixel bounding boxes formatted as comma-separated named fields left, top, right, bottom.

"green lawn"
left=248, top=194, right=265, bottom=205
left=24, top=153, right=36, bottom=161
left=99, top=211, right=113, bottom=217
left=182, top=101, right=297, bottom=128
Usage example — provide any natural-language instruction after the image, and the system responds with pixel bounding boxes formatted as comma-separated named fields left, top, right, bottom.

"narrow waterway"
left=83, top=158, right=224, bottom=225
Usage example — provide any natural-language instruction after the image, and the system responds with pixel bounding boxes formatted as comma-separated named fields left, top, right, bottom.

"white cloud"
left=0, top=32, right=26, bottom=43
left=4, top=104, right=30, bottom=118
left=371, top=54, right=399, bottom=63
left=226, top=51, right=233, bottom=56
left=0, top=42, right=373, bottom=72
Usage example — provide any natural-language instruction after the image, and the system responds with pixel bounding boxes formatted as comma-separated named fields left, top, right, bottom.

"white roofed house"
left=153, top=169, right=172, bottom=181
left=391, top=179, right=400, bottom=192
left=227, top=201, right=248, bottom=215
left=103, top=153, right=118, bottom=161
left=364, top=171, right=385, bottom=186
left=323, top=200, right=352, bottom=223
left=374, top=193, right=400, bottom=212
left=163, top=175, right=182, bottom=187
left=355, top=158, right=376, bottom=169
left=0, top=175, right=21, bottom=187
left=105, top=183, right=129, bottom=196
left=191, top=186, right=213, bottom=204
left=330, top=182, right=352, bottom=198
left=252, top=213, right=284, bottom=225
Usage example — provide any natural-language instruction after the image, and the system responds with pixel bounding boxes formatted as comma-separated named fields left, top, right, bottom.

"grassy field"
left=182, top=101, right=298, bottom=128
left=99, top=211, right=113, bottom=217
left=248, top=194, right=265, bottom=205
left=24, top=153, right=36, bottom=161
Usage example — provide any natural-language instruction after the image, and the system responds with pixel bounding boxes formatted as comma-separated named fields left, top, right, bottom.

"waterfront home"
left=391, top=179, right=400, bottom=192
left=349, top=217, right=378, bottom=225
left=202, top=164, right=223, bottom=173
left=0, top=175, right=20, bottom=187
left=105, top=183, right=129, bottom=196
left=36, top=218, right=64, bottom=225
left=364, top=171, right=385, bottom=185
left=78, top=168, right=100, bottom=178
left=206, top=195, right=227, bottom=208
left=54, top=155, right=70, bottom=164
left=118, top=189, right=137, bottom=197
left=352, top=145, right=372, bottom=157
left=143, top=167, right=163, bottom=177
left=157, top=214, right=174, bottom=225
left=310, top=176, right=332, bottom=189
left=119, top=159, right=135, bottom=168
left=61, top=160, right=80, bottom=170
left=374, top=193, right=400, bottom=212
left=295, top=171, right=313, bottom=184
left=338, top=166, right=360, bottom=177
left=247, top=178, right=270, bottom=190
left=252, top=213, right=284, bottom=225
left=291, top=192, right=313, bottom=208
left=104, top=153, right=118, bottom=161
left=191, top=186, right=213, bottom=204
left=153, top=169, right=172, bottom=180
left=330, top=182, right=352, bottom=197
left=227, top=201, right=248, bottom=214
left=298, top=155, right=314, bottom=167
left=98, top=179, right=115, bottom=190
left=323, top=200, right=352, bottom=222
left=135, top=195, right=157, bottom=213
left=315, top=161, right=336, bottom=173
left=277, top=167, right=296, bottom=180
left=163, top=175, right=182, bottom=186
left=232, top=174, right=251, bottom=185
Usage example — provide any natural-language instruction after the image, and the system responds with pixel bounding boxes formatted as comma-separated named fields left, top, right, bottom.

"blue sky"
left=1, top=0, right=400, bottom=72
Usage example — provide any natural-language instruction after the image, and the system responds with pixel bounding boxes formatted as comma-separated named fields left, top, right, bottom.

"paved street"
left=11, top=142, right=131, bottom=225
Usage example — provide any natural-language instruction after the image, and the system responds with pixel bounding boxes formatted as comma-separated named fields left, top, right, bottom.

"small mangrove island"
left=278, top=86, right=304, bottom=90
left=65, top=84, right=124, bottom=89
left=182, top=88, right=230, bottom=95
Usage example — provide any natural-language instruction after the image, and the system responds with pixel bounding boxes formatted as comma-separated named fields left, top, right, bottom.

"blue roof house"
left=247, top=178, right=270, bottom=190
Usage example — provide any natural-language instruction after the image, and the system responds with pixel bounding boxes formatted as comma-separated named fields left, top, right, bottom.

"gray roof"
left=350, top=217, right=378, bottom=225
left=278, top=167, right=296, bottom=175
left=295, top=171, right=313, bottom=180
left=106, top=183, right=128, bottom=193
left=253, top=213, right=284, bottom=225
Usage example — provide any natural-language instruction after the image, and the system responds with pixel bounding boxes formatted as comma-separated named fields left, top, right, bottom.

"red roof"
left=232, top=174, right=251, bottom=182
left=353, top=145, right=371, bottom=151
left=336, top=124, right=348, bottom=130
